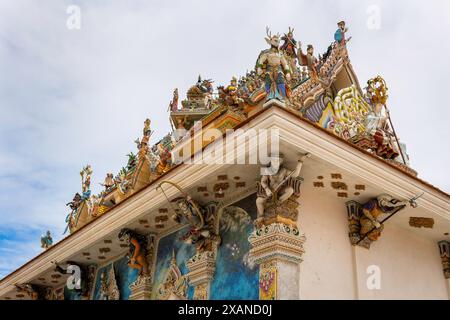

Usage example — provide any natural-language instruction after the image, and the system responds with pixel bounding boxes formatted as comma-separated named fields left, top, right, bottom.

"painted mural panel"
left=92, top=256, right=138, bottom=300
left=64, top=286, right=82, bottom=300
left=152, top=226, right=196, bottom=300
left=210, top=194, right=259, bottom=300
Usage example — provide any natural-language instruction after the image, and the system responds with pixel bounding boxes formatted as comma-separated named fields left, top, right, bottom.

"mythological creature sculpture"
left=256, top=27, right=292, bottom=102
left=66, top=192, right=82, bottom=212
left=40, top=230, right=53, bottom=249
left=158, top=181, right=220, bottom=253
left=118, top=228, right=149, bottom=276
left=347, top=194, right=418, bottom=248
left=256, top=153, right=310, bottom=227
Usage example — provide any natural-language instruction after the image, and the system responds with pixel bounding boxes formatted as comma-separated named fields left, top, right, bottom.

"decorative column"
left=250, top=154, right=309, bottom=300
left=185, top=202, right=220, bottom=300
left=129, top=233, right=156, bottom=300
left=249, top=223, right=306, bottom=300
left=186, top=251, right=216, bottom=300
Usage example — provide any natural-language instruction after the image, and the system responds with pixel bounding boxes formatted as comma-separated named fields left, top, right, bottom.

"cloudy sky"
left=0, top=0, right=449, bottom=278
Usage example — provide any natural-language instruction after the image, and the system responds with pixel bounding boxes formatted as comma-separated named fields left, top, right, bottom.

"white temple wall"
left=354, top=223, right=448, bottom=300
left=298, top=186, right=356, bottom=299
left=297, top=185, right=449, bottom=300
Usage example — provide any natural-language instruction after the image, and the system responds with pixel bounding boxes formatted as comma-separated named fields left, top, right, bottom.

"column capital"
left=249, top=223, right=306, bottom=265
left=186, top=251, right=216, bottom=286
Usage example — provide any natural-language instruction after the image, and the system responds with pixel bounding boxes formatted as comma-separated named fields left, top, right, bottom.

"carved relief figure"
left=346, top=194, right=417, bottom=248
left=118, top=228, right=149, bottom=276
left=256, top=27, right=292, bottom=101
left=256, top=153, right=310, bottom=227
left=158, top=181, right=220, bottom=253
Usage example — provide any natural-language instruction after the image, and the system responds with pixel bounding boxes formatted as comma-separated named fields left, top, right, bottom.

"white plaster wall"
left=298, top=186, right=356, bottom=299
left=355, top=223, right=448, bottom=300
left=297, top=185, right=449, bottom=300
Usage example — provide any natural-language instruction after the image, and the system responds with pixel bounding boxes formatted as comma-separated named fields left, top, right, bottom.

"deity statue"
left=149, top=139, right=173, bottom=175
left=298, top=44, right=318, bottom=81
left=280, top=27, right=297, bottom=58
left=40, top=231, right=53, bottom=249
left=169, top=88, right=179, bottom=112
left=158, top=181, right=220, bottom=253
left=217, top=76, right=244, bottom=107
left=256, top=27, right=292, bottom=102
left=334, top=20, right=350, bottom=45
left=100, top=173, right=115, bottom=190
left=255, top=153, right=310, bottom=226
left=280, top=27, right=298, bottom=76
left=114, top=170, right=131, bottom=195
left=143, top=118, right=153, bottom=137
left=66, top=192, right=82, bottom=212
left=363, top=77, right=399, bottom=159
left=174, top=196, right=220, bottom=252
left=80, top=165, right=93, bottom=198
left=118, top=228, right=150, bottom=276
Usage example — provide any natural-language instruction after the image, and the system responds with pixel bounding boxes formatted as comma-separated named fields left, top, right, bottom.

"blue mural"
left=152, top=226, right=196, bottom=300
left=64, top=286, right=82, bottom=300
left=92, top=255, right=139, bottom=300
left=210, top=194, right=259, bottom=300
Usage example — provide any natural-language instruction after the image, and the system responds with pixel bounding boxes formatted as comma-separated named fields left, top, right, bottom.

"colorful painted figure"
left=298, top=44, right=318, bottom=80
left=218, top=76, right=244, bottom=107
left=256, top=153, right=309, bottom=222
left=334, top=20, right=349, bottom=44
left=360, top=194, right=409, bottom=241
left=100, top=173, right=115, bottom=190
left=118, top=228, right=149, bottom=276
left=80, top=165, right=92, bottom=199
left=256, top=27, right=292, bottom=101
left=169, top=88, right=179, bottom=112
left=40, top=230, right=53, bottom=249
